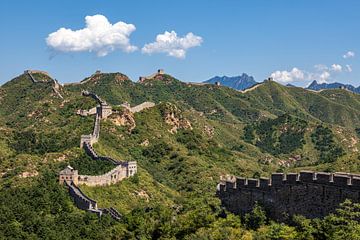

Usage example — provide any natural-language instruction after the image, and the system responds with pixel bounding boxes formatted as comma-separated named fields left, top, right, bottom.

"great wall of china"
left=25, top=70, right=63, bottom=99
left=138, top=69, right=164, bottom=82
left=217, top=171, right=360, bottom=221
left=58, top=90, right=138, bottom=220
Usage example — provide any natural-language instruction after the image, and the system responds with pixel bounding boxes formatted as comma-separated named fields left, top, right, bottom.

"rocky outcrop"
left=60, top=91, right=138, bottom=221
left=109, top=109, right=136, bottom=132
left=203, top=125, right=214, bottom=137
left=161, top=103, right=192, bottom=134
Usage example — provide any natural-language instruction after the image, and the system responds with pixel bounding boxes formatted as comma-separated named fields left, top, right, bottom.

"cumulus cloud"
left=270, top=67, right=305, bottom=83
left=271, top=66, right=333, bottom=84
left=46, top=14, right=137, bottom=57
left=142, top=31, right=203, bottom=58
left=343, top=51, right=355, bottom=59
left=314, top=64, right=328, bottom=71
left=345, top=64, right=352, bottom=72
left=331, top=64, right=342, bottom=72
left=318, top=71, right=330, bottom=83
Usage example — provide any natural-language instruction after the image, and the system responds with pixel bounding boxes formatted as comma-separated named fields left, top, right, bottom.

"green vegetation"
left=356, top=128, right=360, bottom=138
left=311, top=125, right=345, bottom=163
left=244, top=114, right=308, bottom=155
left=0, top=72, right=359, bottom=239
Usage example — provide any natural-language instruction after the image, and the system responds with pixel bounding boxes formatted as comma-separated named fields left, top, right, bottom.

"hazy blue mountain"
left=307, top=80, right=360, bottom=93
left=204, top=73, right=257, bottom=90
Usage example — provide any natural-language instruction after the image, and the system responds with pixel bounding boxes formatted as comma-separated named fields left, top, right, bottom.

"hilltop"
left=307, top=80, right=360, bottom=93
left=203, top=73, right=257, bottom=90
left=0, top=69, right=359, bottom=239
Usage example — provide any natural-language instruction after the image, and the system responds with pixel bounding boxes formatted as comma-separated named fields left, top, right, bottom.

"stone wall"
left=129, top=102, right=155, bottom=113
left=138, top=69, right=164, bottom=82
left=217, top=171, right=360, bottom=221
left=82, top=91, right=106, bottom=105
left=78, top=164, right=128, bottom=186
left=77, top=107, right=97, bottom=116
left=65, top=181, right=98, bottom=210
left=59, top=91, right=138, bottom=220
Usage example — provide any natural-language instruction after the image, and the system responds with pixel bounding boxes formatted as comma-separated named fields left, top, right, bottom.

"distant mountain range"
left=204, top=74, right=359, bottom=94
left=306, top=80, right=360, bottom=93
left=203, top=73, right=257, bottom=90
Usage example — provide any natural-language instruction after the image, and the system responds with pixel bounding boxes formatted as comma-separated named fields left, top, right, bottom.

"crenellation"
left=138, top=69, right=165, bottom=82
left=271, top=173, right=284, bottom=186
left=225, top=179, right=236, bottom=190
left=259, top=177, right=270, bottom=189
left=60, top=91, right=138, bottom=221
left=236, top=177, right=246, bottom=187
left=247, top=178, right=259, bottom=187
left=217, top=171, right=360, bottom=220
left=285, top=173, right=298, bottom=184
left=299, top=170, right=315, bottom=182
left=333, top=174, right=351, bottom=186
left=351, top=177, right=360, bottom=190
left=315, top=172, right=332, bottom=184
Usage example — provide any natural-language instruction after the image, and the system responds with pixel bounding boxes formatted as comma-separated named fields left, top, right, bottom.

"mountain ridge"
left=203, top=73, right=257, bottom=90
left=1, top=69, right=360, bottom=239
left=306, top=80, right=360, bottom=93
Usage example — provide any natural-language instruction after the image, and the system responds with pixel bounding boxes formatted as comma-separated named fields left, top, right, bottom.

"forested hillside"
left=0, top=71, right=359, bottom=239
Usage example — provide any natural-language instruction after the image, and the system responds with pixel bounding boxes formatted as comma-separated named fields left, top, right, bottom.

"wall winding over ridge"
left=217, top=171, right=360, bottom=221
left=60, top=91, right=136, bottom=220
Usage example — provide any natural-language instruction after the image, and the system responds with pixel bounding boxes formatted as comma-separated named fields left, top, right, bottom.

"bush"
left=311, top=125, right=345, bottom=163
left=244, top=203, right=267, bottom=230
left=142, top=141, right=173, bottom=163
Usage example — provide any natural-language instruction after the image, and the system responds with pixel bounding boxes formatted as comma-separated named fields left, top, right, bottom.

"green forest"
left=0, top=72, right=360, bottom=239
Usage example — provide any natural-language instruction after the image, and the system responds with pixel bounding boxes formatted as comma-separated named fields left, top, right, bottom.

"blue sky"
left=0, top=0, right=359, bottom=86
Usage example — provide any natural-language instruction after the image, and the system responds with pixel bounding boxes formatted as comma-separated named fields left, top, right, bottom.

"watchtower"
left=59, top=165, right=78, bottom=185
left=127, top=161, right=137, bottom=177
left=100, top=104, right=112, bottom=119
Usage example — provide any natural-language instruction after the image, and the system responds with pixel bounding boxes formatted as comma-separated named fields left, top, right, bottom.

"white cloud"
left=345, top=64, right=352, bottom=72
left=343, top=51, right=355, bottom=59
left=331, top=64, right=342, bottom=72
left=271, top=66, right=333, bottom=84
left=318, top=71, right=330, bottom=83
left=46, top=14, right=137, bottom=57
left=270, top=67, right=305, bottom=83
left=314, top=64, right=328, bottom=71
left=142, top=31, right=203, bottom=58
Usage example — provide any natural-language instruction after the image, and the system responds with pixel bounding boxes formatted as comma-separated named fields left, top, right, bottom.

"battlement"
left=78, top=164, right=128, bottom=186
left=220, top=171, right=360, bottom=190
left=120, top=101, right=156, bottom=113
left=218, top=171, right=360, bottom=220
left=60, top=90, right=138, bottom=220
left=138, top=69, right=165, bottom=82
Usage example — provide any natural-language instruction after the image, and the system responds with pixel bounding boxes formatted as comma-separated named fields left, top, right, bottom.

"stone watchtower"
left=126, top=161, right=137, bottom=177
left=99, top=104, right=112, bottom=119
left=59, top=165, right=78, bottom=185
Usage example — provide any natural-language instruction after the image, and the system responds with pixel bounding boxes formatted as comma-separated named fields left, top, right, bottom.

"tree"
left=244, top=203, right=267, bottom=230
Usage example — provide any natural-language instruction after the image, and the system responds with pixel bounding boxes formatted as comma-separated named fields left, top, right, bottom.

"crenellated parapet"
left=59, top=91, right=138, bottom=220
left=217, top=171, right=360, bottom=220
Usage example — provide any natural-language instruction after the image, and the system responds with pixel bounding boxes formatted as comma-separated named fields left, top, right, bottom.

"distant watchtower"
left=215, top=81, right=221, bottom=86
left=59, top=165, right=78, bottom=185
left=157, top=69, right=164, bottom=75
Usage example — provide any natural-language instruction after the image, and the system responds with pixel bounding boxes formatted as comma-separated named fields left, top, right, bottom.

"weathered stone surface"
left=217, top=171, right=360, bottom=221
left=59, top=91, right=139, bottom=220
